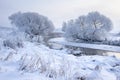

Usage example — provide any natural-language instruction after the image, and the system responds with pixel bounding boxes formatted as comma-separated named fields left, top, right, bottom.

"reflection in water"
left=107, top=52, right=120, bottom=58
left=80, top=48, right=120, bottom=59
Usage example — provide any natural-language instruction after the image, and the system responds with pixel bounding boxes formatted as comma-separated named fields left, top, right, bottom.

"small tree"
left=9, top=12, right=55, bottom=42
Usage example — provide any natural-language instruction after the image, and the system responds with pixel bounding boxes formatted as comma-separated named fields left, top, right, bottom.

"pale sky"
left=0, top=0, right=120, bottom=32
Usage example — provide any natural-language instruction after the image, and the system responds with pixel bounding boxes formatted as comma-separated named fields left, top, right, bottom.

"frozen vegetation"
left=0, top=11, right=120, bottom=80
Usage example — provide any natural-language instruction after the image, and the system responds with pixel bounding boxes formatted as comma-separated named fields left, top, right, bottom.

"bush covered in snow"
left=3, top=35, right=23, bottom=49
left=0, top=29, right=25, bottom=50
left=63, top=11, right=112, bottom=42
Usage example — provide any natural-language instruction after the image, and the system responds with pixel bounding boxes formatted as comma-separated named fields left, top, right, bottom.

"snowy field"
left=0, top=41, right=120, bottom=80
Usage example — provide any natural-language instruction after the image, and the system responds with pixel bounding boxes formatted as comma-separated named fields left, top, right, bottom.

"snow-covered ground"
left=0, top=27, right=120, bottom=80
left=0, top=40, right=120, bottom=80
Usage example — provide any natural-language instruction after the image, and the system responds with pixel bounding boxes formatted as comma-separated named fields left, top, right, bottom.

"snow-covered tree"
left=3, top=33, right=23, bottom=49
left=64, top=11, right=113, bottom=42
left=9, top=12, right=55, bottom=37
left=87, top=12, right=113, bottom=31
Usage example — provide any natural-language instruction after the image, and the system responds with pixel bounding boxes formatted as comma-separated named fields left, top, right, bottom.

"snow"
left=0, top=26, right=120, bottom=80
left=0, top=40, right=120, bottom=80
left=49, top=38, right=120, bottom=53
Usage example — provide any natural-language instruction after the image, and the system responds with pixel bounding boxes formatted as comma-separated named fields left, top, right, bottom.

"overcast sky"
left=0, top=0, right=120, bottom=32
